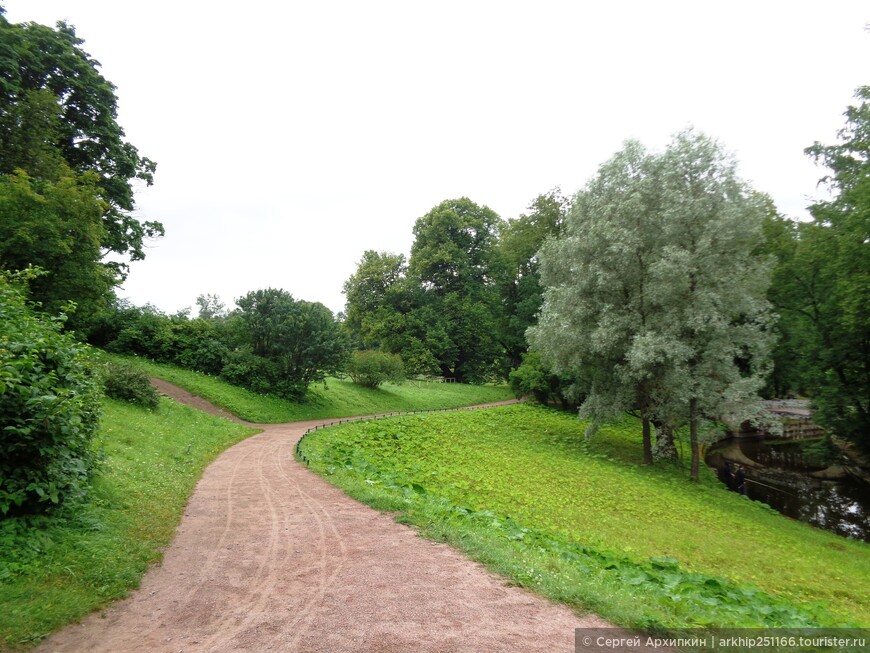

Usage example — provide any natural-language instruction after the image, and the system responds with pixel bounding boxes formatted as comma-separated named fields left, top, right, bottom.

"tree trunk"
left=642, top=416, right=653, bottom=465
left=689, top=398, right=700, bottom=482
left=652, top=419, right=678, bottom=462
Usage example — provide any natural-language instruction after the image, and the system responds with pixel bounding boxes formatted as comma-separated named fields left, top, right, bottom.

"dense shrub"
left=0, top=277, right=101, bottom=515
left=219, top=349, right=286, bottom=396
left=509, top=351, right=581, bottom=409
left=90, top=291, right=349, bottom=400
left=101, top=363, right=160, bottom=409
left=345, top=350, right=405, bottom=388
left=90, top=301, right=230, bottom=375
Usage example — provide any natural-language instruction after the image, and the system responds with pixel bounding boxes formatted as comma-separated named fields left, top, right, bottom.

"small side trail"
left=38, top=381, right=610, bottom=653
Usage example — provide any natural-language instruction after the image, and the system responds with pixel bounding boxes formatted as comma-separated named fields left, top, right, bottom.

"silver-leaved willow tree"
left=529, top=129, right=777, bottom=481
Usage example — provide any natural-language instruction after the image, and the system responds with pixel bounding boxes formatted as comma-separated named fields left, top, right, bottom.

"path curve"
left=37, top=381, right=612, bottom=652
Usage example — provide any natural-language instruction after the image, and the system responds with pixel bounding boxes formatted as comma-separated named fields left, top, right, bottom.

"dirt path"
left=37, top=382, right=611, bottom=652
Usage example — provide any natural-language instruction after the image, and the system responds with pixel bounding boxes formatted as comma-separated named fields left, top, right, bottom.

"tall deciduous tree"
left=228, top=288, right=349, bottom=399
left=342, top=250, right=409, bottom=349
left=408, top=198, right=505, bottom=382
left=496, top=189, right=570, bottom=371
left=0, top=10, right=161, bottom=274
left=0, top=168, right=114, bottom=327
left=789, top=87, right=870, bottom=450
left=530, top=131, right=775, bottom=478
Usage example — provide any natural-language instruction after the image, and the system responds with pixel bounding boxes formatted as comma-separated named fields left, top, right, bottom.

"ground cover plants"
left=0, top=398, right=256, bottom=650
left=115, top=355, right=513, bottom=423
left=297, top=404, right=870, bottom=630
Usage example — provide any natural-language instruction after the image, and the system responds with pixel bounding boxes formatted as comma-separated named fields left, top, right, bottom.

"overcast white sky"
left=5, top=1, right=868, bottom=315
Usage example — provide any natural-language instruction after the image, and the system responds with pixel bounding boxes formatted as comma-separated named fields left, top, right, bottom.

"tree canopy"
left=0, top=12, right=161, bottom=267
left=226, top=288, right=349, bottom=399
left=765, top=87, right=870, bottom=451
left=530, top=131, right=775, bottom=477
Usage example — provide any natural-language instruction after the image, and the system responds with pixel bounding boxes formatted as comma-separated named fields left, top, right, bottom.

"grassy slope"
left=116, top=355, right=514, bottom=423
left=1, top=362, right=511, bottom=649
left=298, top=404, right=870, bottom=629
left=0, top=399, right=256, bottom=650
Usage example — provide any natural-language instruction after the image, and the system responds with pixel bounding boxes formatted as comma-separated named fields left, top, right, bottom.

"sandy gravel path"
left=37, top=382, right=611, bottom=652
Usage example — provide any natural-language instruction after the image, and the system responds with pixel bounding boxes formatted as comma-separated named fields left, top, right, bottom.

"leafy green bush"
left=0, top=276, right=101, bottom=515
left=509, top=351, right=580, bottom=408
left=345, top=350, right=405, bottom=388
left=219, top=348, right=287, bottom=396
left=101, top=363, right=160, bottom=409
left=91, top=300, right=228, bottom=375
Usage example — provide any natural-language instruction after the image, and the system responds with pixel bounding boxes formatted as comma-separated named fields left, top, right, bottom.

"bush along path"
left=36, top=381, right=610, bottom=653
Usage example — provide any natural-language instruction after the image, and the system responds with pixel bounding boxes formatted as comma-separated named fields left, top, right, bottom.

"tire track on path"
left=37, top=383, right=612, bottom=653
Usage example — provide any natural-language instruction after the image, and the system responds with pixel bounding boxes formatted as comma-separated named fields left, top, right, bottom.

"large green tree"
left=531, top=131, right=775, bottom=478
left=496, top=188, right=570, bottom=370
left=342, top=250, right=410, bottom=349
left=407, top=198, right=505, bottom=382
left=0, top=10, right=161, bottom=266
left=225, top=288, right=349, bottom=399
left=0, top=168, right=113, bottom=327
left=775, top=87, right=870, bottom=450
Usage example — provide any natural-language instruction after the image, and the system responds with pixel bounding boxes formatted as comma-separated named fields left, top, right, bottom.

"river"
left=706, top=436, right=870, bottom=542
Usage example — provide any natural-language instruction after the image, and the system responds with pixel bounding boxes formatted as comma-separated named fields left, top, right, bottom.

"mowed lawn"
left=299, top=404, right=870, bottom=629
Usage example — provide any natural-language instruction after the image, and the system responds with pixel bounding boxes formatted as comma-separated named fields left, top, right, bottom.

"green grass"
left=298, top=403, right=870, bottom=630
left=0, top=399, right=257, bottom=650
left=112, top=355, right=514, bottom=423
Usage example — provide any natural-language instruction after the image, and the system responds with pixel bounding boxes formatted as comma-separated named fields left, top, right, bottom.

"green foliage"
left=0, top=274, right=101, bottom=516
left=0, top=168, right=114, bottom=328
left=508, top=350, right=579, bottom=408
left=230, top=288, right=349, bottom=399
left=299, top=405, right=869, bottom=628
left=778, top=87, right=870, bottom=450
left=343, top=199, right=510, bottom=383
left=0, top=398, right=256, bottom=649
left=496, top=189, right=571, bottom=370
left=89, top=300, right=228, bottom=376
left=0, top=13, right=162, bottom=271
left=407, top=198, right=505, bottom=382
left=342, top=250, right=409, bottom=349
left=345, top=350, right=405, bottom=388
left=531, top=131, right=775, bottom=475
left=100, top=363, right=159, bottom=410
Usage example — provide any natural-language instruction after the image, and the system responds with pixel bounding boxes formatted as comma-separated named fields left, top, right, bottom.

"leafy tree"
left=531, top=131, right=775, bottom=478
left=497, top=189, right=571, bottom=370
left=342, top=250, right=409, bottom=349
left=229, top=288, right=349, bottom=398
left=345, top=350, right=405, bottom=388
left=509, top=351, right=580, bottom=409
left=782, top=87, right=870, bottom=450
left=0, top=168, right=114, bottom=328
left=653, top=131, right=776, bottom=478
left=0, top=10, right=161, bottom=276
left=195, top=293, right=228, bottom=320
left=407, top=198, right=505, bottom=382
left=755, top=206, right=814, bottom=399
left=0, top=272, right=101, bottom=515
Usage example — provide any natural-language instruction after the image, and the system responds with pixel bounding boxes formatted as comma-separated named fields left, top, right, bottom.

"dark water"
left=706, top=437, right=870, bottom=542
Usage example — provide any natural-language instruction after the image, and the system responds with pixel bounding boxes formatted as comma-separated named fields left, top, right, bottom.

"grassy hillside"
left=0, top=399, right=256, bottom=650
left=298, top=404, right=870, bottom=630
left=114, top=355, right=514, bottom=422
